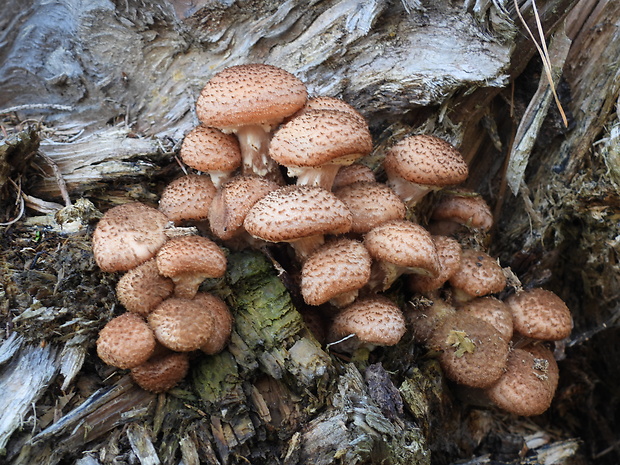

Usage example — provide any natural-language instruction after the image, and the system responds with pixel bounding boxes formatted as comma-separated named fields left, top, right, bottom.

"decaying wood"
left=1, top=0, right=620, bottom=464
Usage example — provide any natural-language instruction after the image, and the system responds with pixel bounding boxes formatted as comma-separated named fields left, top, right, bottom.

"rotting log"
left=1, top=0, right=620, bottom=464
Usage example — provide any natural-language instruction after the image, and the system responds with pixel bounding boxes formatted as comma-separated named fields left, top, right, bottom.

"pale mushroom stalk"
left=386, top=177, right=437, bottom=206
left=290, top=235, right=327, bottom=262
left=234, top=124, right=283, bottom=183
left=368, top=260, right=436, bottom=292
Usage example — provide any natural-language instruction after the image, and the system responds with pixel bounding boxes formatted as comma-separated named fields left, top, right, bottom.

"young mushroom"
left=301, top=238, right=372, bottom=308
left=97, top=312, right=157, bottom=369
left=448, top=248, right=507, bottom=304
left=130, top=347, right=190, bottom=393
left=195, top=292, right=234, bottom=355
left=116, top=258, right=175, bottom=317
left=269, top=109, right=373, bottom=190
left=485, top=343, right=559, bottom=416
left=243, top=185, right=353, bottom=261
left=364, top=219, right=440, bottom=292
left=428, top=189, right=494, bottom=236
left=195, top=63, right=307, bottom=182
left=179, top=125, right=242, bottom=188
left=156, top=235, right=227, bottom=299
left=92, top=202, right=170, bottom=272
left=459, top=296, right=513, bottom=342
left=504, top=288, right=572, bottom=341
left=158, top=174, right=217, bottom=225
left=332, top=163, right=376, bottom=189
left=383, top=135, right=469, bottom=206
left=408, top=235, right=462, bottom=296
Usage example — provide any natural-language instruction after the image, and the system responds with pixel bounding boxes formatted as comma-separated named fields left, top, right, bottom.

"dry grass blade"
left=513, top=0, right=568, bottom=127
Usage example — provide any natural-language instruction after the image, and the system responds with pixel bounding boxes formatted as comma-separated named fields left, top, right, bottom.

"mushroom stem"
left=368, top=261, right=436, bottom=292
left=290, top=235, right=326, bottom=262
left=386, top=176, right=436, bottom=207
left=289, top=164, right=342, bottom=191
left=235, top=125, right=284, bottom=184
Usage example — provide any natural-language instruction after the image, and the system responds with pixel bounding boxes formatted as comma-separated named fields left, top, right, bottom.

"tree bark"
left=1, top=0, right=619, bottom=464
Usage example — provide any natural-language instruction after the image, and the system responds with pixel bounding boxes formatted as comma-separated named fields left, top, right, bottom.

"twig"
left=37, top=152, right=72, bottom=207
left=0, top=103, right=74, bottom=115
left=0, top=179, right=25, bottom=226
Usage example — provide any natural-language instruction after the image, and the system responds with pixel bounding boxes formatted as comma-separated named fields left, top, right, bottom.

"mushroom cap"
left=301, top=238, right=372, bottom=306
left=485, top=344, right=559, bottom=416
left=330, top=296, right=406, bottom=348
left=505, top=288, right=572, bottom=340
left=269, top=109, right=372, bottom=168
left=196, top=293, right=233, bottom=355
left=408, top=235, right=462, bottom=294
left=430, top=190, right=494, bottom=231
left=116, top=259, right=175, bottom=317
left=407, top=298, right=456, bottom=344
left=131, top=349, right=190, bottom=393
left=148, top=295, right=216, bottom=351
left=297, top=96, right=368, bottom=127
left=448, top=249, right=506, bottom=300
left=179, top=125, right=242, bottom=173
left=97, top=312, right=156, bottom=369
left=332, top=163, right=376, bottom=189
left=459, top=296, right=513, bottom=342
left=209, top=174, right=279, bottom=241
left=159, top=174, right=217, bottom=224
left=364, top=220, right=440, bottom=277
left=196, top=64, right=307, bottom=129
left=92, top=202, right=169, bottom=272
left=334, top=181, right=406, bottom=234
left=383, top=134, right=469, bottom=186
left=156, top=235, right=227, bottom=278
left=243, top=185, right=353, bottom=242
left=429, top=312, right=510, bottom=388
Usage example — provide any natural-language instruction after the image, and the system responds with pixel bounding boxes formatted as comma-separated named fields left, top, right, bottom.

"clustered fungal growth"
left=91, top=63, right=573, bottom=414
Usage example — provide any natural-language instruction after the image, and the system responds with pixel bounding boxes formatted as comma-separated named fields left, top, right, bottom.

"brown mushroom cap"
left=158, top=174, right=217, bottom=224
left=208, top=174, right=279, bottom=241
left=179, top=125, right=242, bottom=186
left=243, top=185, right=352, bottom=260
left=269, top=109, right=373, bottom=190
left=297, top=96, right=368, bottom=127
left=448, top=249, right=506, bottom=302
left=485, top=344, right=559, bottom=416
left=116, top=259, right=175, bottom=317
left=430, top=189, right=494, bottom=232
left=505, top=288, right=573, bottom=341
left=459, top=296, right=513, bottom=342
left=301, top=238, right=372, bottom=307
left=148, top=295, right=216, bottom=352
left=97, top=312, right=156, bottom=369
left=334, top=181, right=406, bottom=234
left=156, top=235, right=227, bottom=299
left=92, top=202, right=169, bottom=272
left=407, top=298, right=456, bottom=344
left=429, top=312, right=510, bottom=388
left=332, top=163, right=376, bottom=189
left=408, top=235, right=462, bottom=295
left=383, top=135, right=469, bottom=204
left=329, top=296, right=406, bottom=350
left=131, top=349, right=190, bottom=393
left=196, top=293, right=233, bottom=355
left=195, top=64, right=307, bottom=130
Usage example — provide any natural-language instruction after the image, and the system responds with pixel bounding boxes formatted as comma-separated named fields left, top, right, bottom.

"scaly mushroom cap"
left=459, top=296, right=513, bottom=342
left=301, top=238, right=372, bottom=307
left=197, top=293, right=233, bottom=355
left=244, top=185, right=353, bottom=243
left=505, top=288, right=573, bottom=341
left=158, top=174, right=217, bottom=224
left=485, top=344, right=559, bottom=416
left=334, top=181, right=406, bottom=234
left=430, top=189, right=494, bottom=232
left=209, top=174, right=279, bottom=241
left=407, top=298, right=456, bottom=344
left=148, top=295, right=216, bottom=352
left=97, top=312, right=156, bottom=369
left=270, top=109, right=372, bottom=169
left=116, top=259, right=174, bottom=317
left=408, top=235, right=462, bottom=294
left=332, top=163, right=376, bottom=189
left=297, top=96, right=368, bottom=127
left=131, top=349, right=190, bottom=393
left=430, top=312, right=510, bottom=388
left=364, top=220, right=440, bottom=276
left=449, top=249, right=506, bottom=302
left=195, top=64, right=307, bottom=130
left=329, top=296, right=406, bottom=349
left=92, top=202, right=169, bottom=272
left=384, top=135, right=469, bottom=186
left=156, top=235, right=227, bottom=299
left=179, top=125, right=242, bottom=183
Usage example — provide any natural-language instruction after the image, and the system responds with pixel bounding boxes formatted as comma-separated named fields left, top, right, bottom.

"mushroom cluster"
left=91, top=63, right=573, bottom=415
